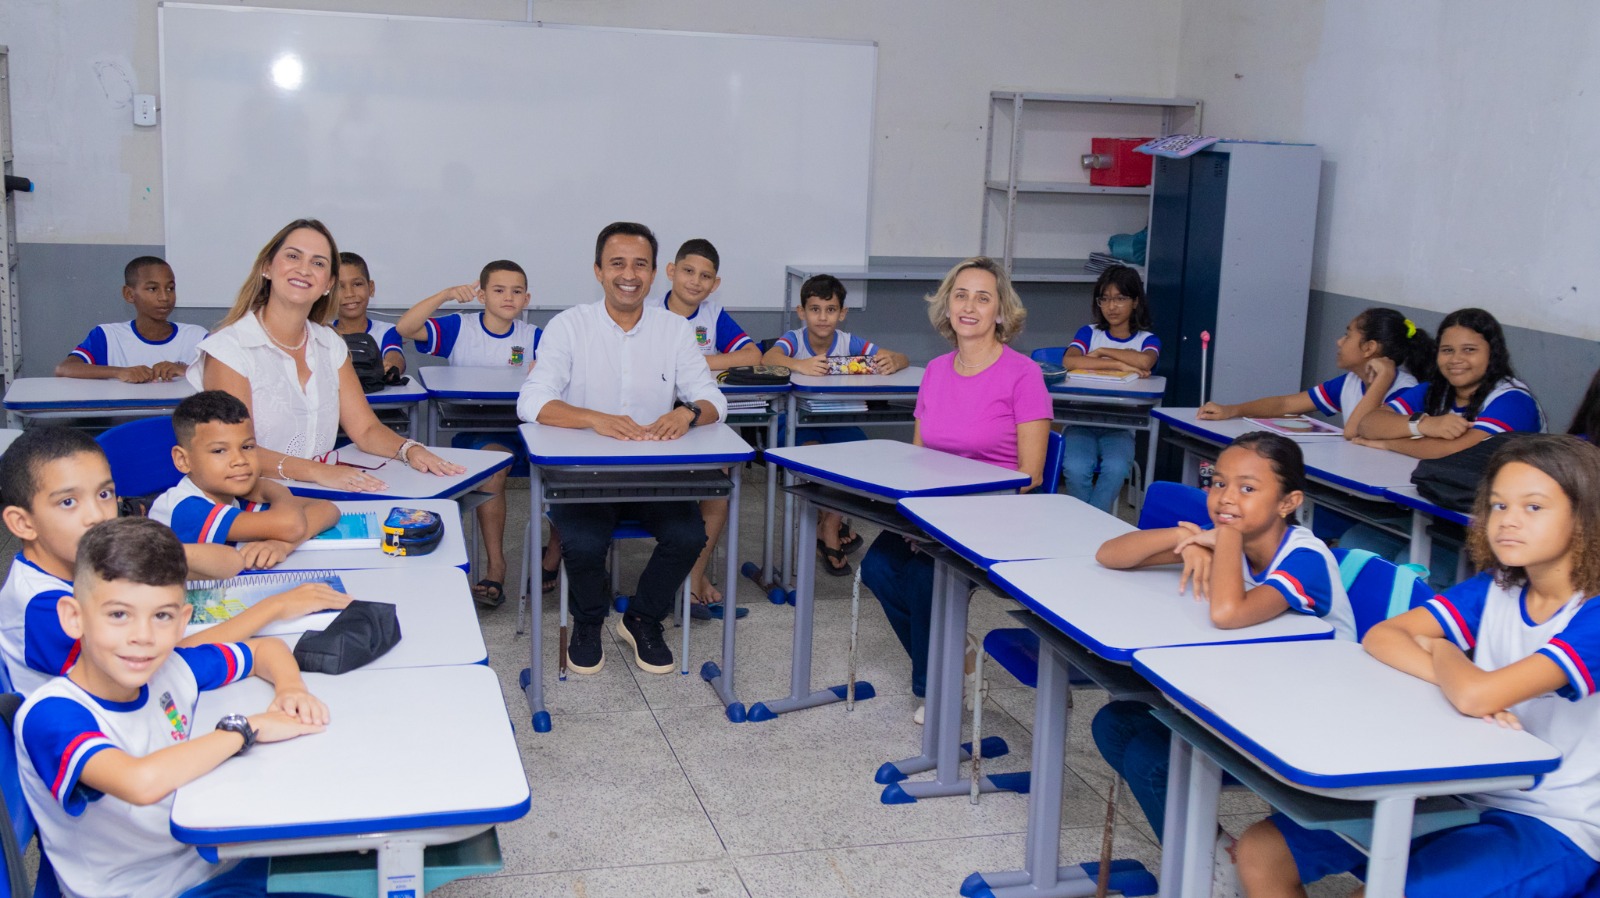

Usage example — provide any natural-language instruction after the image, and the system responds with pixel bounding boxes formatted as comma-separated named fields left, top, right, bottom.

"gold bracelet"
left=277, top=456, right=289, bottom=480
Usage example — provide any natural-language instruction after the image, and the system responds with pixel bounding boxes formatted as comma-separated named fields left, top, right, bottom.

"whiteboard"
left=157, top=5, right=875, bottom=311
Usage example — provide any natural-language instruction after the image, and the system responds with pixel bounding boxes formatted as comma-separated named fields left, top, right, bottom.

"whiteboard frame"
left=156, top=3, right=878, bottom=312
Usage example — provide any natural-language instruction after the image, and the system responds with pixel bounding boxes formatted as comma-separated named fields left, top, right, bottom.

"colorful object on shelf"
left=1083, top=137, right=1155, bottom=187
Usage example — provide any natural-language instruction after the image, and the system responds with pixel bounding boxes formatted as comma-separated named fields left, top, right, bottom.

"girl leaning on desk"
left=859, top=256, right=1052, bottom=725
left=187, top=219, right=463, bottom=492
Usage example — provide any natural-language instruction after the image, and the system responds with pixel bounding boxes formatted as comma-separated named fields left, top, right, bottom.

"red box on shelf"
left=1087, top=137, right=1155, bottom=188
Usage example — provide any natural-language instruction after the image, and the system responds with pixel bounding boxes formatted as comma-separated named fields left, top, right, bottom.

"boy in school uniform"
left=663, top=238, right=758, bottom=614
left=517, top=221, right=725, bottom=675
left=55, top=256, right=208, bottom=383
left=16, top=516, right=327, bottom=898
left=331, top=251, right=406, bottom=376
left=761, top=273, right=909, bottom=575
left=149, top=391, right=341, bottom=572
left=397, top=260, right=540, bottom=606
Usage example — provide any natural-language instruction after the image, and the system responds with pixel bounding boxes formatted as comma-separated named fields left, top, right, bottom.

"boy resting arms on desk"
left=16, top=517, right=327, bottom=898
left=55, top=255, right=207, bottom=384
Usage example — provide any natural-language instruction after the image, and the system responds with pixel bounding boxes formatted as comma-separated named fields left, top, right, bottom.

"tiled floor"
left=0, top=466, right=1361, bottom=897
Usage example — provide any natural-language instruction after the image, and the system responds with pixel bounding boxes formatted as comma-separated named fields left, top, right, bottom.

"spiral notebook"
left=302, top=511, right=382, bottom=550
left=183, top=570, right=347, bottom=638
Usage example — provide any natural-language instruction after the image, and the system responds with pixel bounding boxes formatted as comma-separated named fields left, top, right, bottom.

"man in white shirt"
left=518, top=222, right=727, bottom=676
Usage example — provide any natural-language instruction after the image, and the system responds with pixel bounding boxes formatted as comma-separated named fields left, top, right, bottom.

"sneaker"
left=913, top=703, right=925, bottom=725
left=567, top=620, right=604, bottom=675
left=1211, top=831, right=1242, bottom=898
left=618, top=612, right=674, bottom=674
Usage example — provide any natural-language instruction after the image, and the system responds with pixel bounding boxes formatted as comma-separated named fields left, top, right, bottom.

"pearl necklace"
left=256, top=310, right=309, bottom=352
left=954, top=343, right=1001, bottom=371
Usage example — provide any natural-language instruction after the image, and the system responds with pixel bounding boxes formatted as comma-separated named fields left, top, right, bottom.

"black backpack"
left=719, top=365, right=791, bottom=386
left=342, top=332, right=387, bottom=394
left=1410, top=432, right=1533, bottom=512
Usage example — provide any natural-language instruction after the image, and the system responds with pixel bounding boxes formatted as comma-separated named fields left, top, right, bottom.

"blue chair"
left=95, top=417, right=181, bottom=499
left=1136, top=480, right=1209, bottom=531
left=1333, top=547, right=1433, bottom=640
left=1028, top=346, right=1066, bottom=367
left=0, top=693, right=60, bottom=898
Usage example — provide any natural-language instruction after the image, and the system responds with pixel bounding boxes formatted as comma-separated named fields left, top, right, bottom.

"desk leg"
left=426, top=396, right=439, bottom=446
left=780, top=394, right=798, bottom=596
left=1158, top=733, right=1194, bottom=896
left=407, top=401, right=421, bottom=442
left=1180, top=449, right=1200, bottom=488
left=1363, top=796, right=1417, bottom=898
left=703, top=471, right=746, bottom=721
left=748, top=493, right=873, bottom=720
left=1408, top=510, right=1433, bottom=569
left=521, top=466, right=551, bottom=733
left=960, top=636, right=1104, bottom=898
left=378, top=838, right=426, bottom=897
left=762, top=411, right=780, bottom=584
left=1144, top=415, right=1160, bottom=493
left=1177, top=747, right=1223, bottom=898
left=883, top=561, right=1025, bottom=803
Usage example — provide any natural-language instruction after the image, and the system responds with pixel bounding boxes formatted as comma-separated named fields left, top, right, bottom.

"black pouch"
left=342, top=332, right=387, bottom=394
left=719, top=365, right=791, bottom=386
left=381, top=507, right=444, bottom=557
left=293, top=600, right=402, bottom=674
left=1410, top=432, right=1531, bottom=513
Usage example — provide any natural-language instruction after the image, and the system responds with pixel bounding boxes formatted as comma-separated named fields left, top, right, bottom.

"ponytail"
left=1357, top=308, right=1436, bottom=382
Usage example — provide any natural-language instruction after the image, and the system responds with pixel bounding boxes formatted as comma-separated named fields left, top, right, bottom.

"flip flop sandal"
left=541, top=566, right=559, bottom=594
left=473, top=579, right=505, bottom=607
left=837, top=530, right=864, bottom=555
left=818, top=544, right=853, bottom=577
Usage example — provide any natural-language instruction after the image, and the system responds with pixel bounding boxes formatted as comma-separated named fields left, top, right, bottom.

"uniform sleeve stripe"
left=1473, top=417, right=1512, bottom=434
left=1543, top=639, right=1595, bottom=698
left=862, top=341, right=879, bottom=356
left=1309, top=384, right=1337, bottom=415
left=60, top=640, right=80, bottom=675
left=69, top=349, right=97, bottom=365
left=1069, top=339, right=1090, bottom=354
left=1387, top=396, right=1414, bottom=414
left=423, top=319, right=442, bottom=355
left=1267, top=571, right=1315, bottom=610
left=200, top=504, right=230, bottom=543
left=223, top=642, right=252, bottom=683
left=1143, top=344, right=1160, bottom=359
left=774, top=336, right=796, bottom=356
left=725, top=332, right=753, bottom=353
left=1424, top=596, right=1475, bottom=650
left=52, top=733, right=111, bottom=803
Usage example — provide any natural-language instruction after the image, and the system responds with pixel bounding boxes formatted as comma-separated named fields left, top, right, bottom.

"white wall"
left=3, top=0, right=1184, bottom=256
left=1177, top=0, right=1600, bottom=339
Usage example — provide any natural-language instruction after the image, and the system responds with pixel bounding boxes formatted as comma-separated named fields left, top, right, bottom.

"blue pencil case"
left=380, top=507, right=444, bottom=557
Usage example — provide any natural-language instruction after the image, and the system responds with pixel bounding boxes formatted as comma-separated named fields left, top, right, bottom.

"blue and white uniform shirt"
left=1426, top=573, right=1600, bottom=859
left=364, top=319, right=404, bottom=359
left=148, top=476, right=267, bottom=546
left=0, top=556, right=77, bottom=696
left=69, top=321, right=208, bottom=369
left=1384, top=377, right=1544, bottom=435
left=1068, top=325, right=1161, bottom=360
left=418, top=312, right=542, bottom=369
left=773, top=328, right=877, bottom=360
left=664, top=294, right=753, bottom=358
left=1307, top=369, right=1420, bottom=421
left=16, top=644, right=253, bottom=898
left=1241, top=525, right=1355, bottom=642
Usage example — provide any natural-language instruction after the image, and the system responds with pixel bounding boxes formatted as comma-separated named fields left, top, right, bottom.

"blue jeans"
left=1091, top=700, right=1174, bottom=836
left=860, top=532, right=936, bottom=697
left=1062, top=425, right=1135, bottom=512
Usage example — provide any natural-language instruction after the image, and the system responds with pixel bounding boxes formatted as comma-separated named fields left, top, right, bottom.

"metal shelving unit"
left=0, top=47, right=20, bottom=384
left=980, top=91, right=1202, bottom=273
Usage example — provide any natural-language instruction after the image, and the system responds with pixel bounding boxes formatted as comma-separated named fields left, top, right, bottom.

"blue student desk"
left=881, top=494, right=1135, bottom=805
left=1134, top=641, right=1560, bottom=898
left=172, top=664, right=530, bottom=898
left=716, top=379, right=791, bottom=591
left=273, top=498, right=470, bottom=573
left=185, top=566, right=488, bottom=670
left=753, top=440, right=1027, bottom=725
left=416, top=365, right=524, bottom=446
left=2, top=376, right=194, bottom=427
left=1382, top=483, right=1472, bottom=576
left=778, top=367, right=924, bottom=594
left=519, top=422, right=756, bottom=731
left=958, top=559, right=1333, bottom=898
left=1047, top=373, right=1167, bottom=493
left=362, top=377, right=430, bottom=441
left=272, top=446, right=511, bottom=502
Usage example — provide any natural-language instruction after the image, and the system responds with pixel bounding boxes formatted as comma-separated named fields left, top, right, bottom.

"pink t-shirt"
left=915, top=346, right=1052, bottom=470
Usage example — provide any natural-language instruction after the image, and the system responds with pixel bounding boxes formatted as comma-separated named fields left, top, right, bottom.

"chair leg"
left=969, top=643, right=987, bottom=804
left=847, top=567, right=862, bottom=708
left=516, top=522, right=533, bottom=637
left=557, top=564, right=569, bottom=682
left=1095, top=776, right=1122, bottom=898
left=679, top=577, right=692, bottom=674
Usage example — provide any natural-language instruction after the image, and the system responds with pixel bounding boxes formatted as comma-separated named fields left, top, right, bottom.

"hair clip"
left=1403, top=318, right=1417, bottom=338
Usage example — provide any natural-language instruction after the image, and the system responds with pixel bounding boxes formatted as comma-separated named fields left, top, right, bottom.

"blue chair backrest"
left=0, top=693, right=52, bottom=898
left=1042, top=430, right=1064, bottom=495
left=95, top=417, right=181, bottom=498
left=1137, top=481, right=1209, bottom=531
left=1334, top=548, right=1435, bottom=640
left=1029, top=347, right=1066, bottom=367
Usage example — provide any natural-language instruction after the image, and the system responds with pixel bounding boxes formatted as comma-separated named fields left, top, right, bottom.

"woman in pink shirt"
left=860, top=256, right=1052, bottom=723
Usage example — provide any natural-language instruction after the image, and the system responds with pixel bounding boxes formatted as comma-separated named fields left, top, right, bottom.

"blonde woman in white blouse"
left=189, top=219, right=462, bottom=491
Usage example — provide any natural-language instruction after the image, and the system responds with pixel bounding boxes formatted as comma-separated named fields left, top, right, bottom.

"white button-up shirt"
left=517, top=301, right=726, bottom=425
left=187, top=312, right=348, bottom=459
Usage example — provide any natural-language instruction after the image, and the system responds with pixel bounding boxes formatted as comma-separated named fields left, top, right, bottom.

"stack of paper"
left=726, top=399, right=772, bottom=414
left=800, top=398, right=869, bottom=413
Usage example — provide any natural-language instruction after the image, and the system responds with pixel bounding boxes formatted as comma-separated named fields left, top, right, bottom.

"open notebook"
left=183, top=571, right=347, bottom=638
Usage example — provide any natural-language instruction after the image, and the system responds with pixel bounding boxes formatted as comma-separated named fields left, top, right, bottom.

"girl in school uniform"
left=1058, top=266, right=1160, bottom=511
left=1354, top=307, right=1544, bottom=457
left=1091, top=432, right=1352, bottom=841
left=1198, top=308, right=1435, bottom=438
left=1231, top=434, right=1600, bottom=898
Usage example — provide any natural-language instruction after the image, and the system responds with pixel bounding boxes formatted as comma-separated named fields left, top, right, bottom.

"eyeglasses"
left=1096, top=294, right=1135, bottom=307
left=315, top=449, right=386, bottom=471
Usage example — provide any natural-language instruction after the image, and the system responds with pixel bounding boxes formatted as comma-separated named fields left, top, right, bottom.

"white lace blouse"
left=186, top=313, right=350, bottom=459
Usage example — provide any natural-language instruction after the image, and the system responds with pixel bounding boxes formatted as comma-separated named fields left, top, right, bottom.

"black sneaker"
left=567, top=619, right=604, bottom=675
left=618, top=613, right=674, bottom=674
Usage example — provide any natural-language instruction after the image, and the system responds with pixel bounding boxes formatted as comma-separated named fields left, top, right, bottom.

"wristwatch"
left=394, top=438, right=423, bottom=463
left=1407, top=413, right=1426, bottom=439
left=680, top=402, right=702, bottom=428
left=215, top=714, right=257, bottom=756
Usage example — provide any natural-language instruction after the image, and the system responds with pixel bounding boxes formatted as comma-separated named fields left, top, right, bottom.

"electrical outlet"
left=134, top=94, right=158, bottom=127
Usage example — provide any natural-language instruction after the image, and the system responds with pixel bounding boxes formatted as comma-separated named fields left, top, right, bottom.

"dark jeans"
left=1091, top=700, right=1174, bottom=837
left=548, top=501, right=706, bottom=625
left=860, top=532, right=936, bottom=697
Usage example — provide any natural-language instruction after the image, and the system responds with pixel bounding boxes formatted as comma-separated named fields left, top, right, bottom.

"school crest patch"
left=695, top=326, right=709, bottom=347
left=509, top=346, right=525, bottom=366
